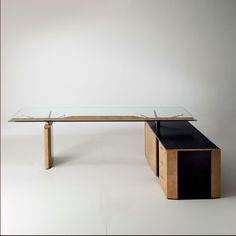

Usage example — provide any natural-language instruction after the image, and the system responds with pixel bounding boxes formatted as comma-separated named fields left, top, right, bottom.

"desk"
left=9, top=106, right=220, bottom=199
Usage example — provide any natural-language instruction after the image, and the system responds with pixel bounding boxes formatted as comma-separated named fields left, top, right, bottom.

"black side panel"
left=178, top=151, right=211, bottom=199
left=147, top=121, right=218, bottom=150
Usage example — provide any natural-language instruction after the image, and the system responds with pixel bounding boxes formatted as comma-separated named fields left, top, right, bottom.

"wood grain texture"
left=144, top=122, right=158, bottom=176
left=166, top=150, right=178, bottom=199
left=11, top=116, right=195, bottom=122
left=211, top=149, right=221, bottom=198
left=159, top=144, right=178, bottom=199
left=159, top=144, right=167, bottom=195
left=44, top=122, right=53, bottom=169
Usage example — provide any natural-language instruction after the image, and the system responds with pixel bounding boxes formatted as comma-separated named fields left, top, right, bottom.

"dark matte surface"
left=147, top=121, right=218, bottom=149
left=178, top=151, right=211, bottom=199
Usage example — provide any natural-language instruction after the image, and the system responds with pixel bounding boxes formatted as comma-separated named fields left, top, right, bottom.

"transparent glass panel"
left=9, top=106, right=195, bottom=122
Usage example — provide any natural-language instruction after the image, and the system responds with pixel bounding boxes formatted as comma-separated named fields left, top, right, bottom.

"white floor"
left=1, top=123, right=236, bottom=235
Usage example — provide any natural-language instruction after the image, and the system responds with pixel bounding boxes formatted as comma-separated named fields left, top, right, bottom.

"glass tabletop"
left=9, top=106, right=196, bottom=122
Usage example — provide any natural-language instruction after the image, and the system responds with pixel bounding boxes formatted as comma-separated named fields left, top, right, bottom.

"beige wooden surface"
left=166, top=150, right=178, bottom=199
left=159, top=143, right=178, bottom=199
left=211, top=149, right=221, bottom=198
left=44, top=122, right=53, bottom=169
left=159, top=144, right=167, bottom=196
left=11, top=116, right=195, bottom=122
left=144, top=122, right=158, bottom=176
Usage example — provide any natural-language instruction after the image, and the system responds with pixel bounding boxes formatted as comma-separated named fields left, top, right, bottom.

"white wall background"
left=2, top=1, right=236, bottom=234
left=2, top=0, right=236, bottom=142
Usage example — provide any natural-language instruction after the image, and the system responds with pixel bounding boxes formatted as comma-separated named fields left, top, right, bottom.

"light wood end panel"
left=166, top=150, right=178, bottom=199
left=211, top=149, right=221, bottom=198
left=144, top=122, right=158, bottom=176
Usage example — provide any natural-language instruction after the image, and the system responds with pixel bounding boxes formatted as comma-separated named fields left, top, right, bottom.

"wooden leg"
left=44, top=122, right=53, bottom=169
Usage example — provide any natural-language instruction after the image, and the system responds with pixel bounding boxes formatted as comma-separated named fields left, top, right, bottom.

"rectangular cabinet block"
left=145, top=121, right=221, bottom=199
left=159, top=148, right=221, bottom=199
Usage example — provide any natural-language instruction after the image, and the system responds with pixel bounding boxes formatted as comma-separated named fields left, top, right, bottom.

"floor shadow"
left=53, top=155, right=79, bottom=166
